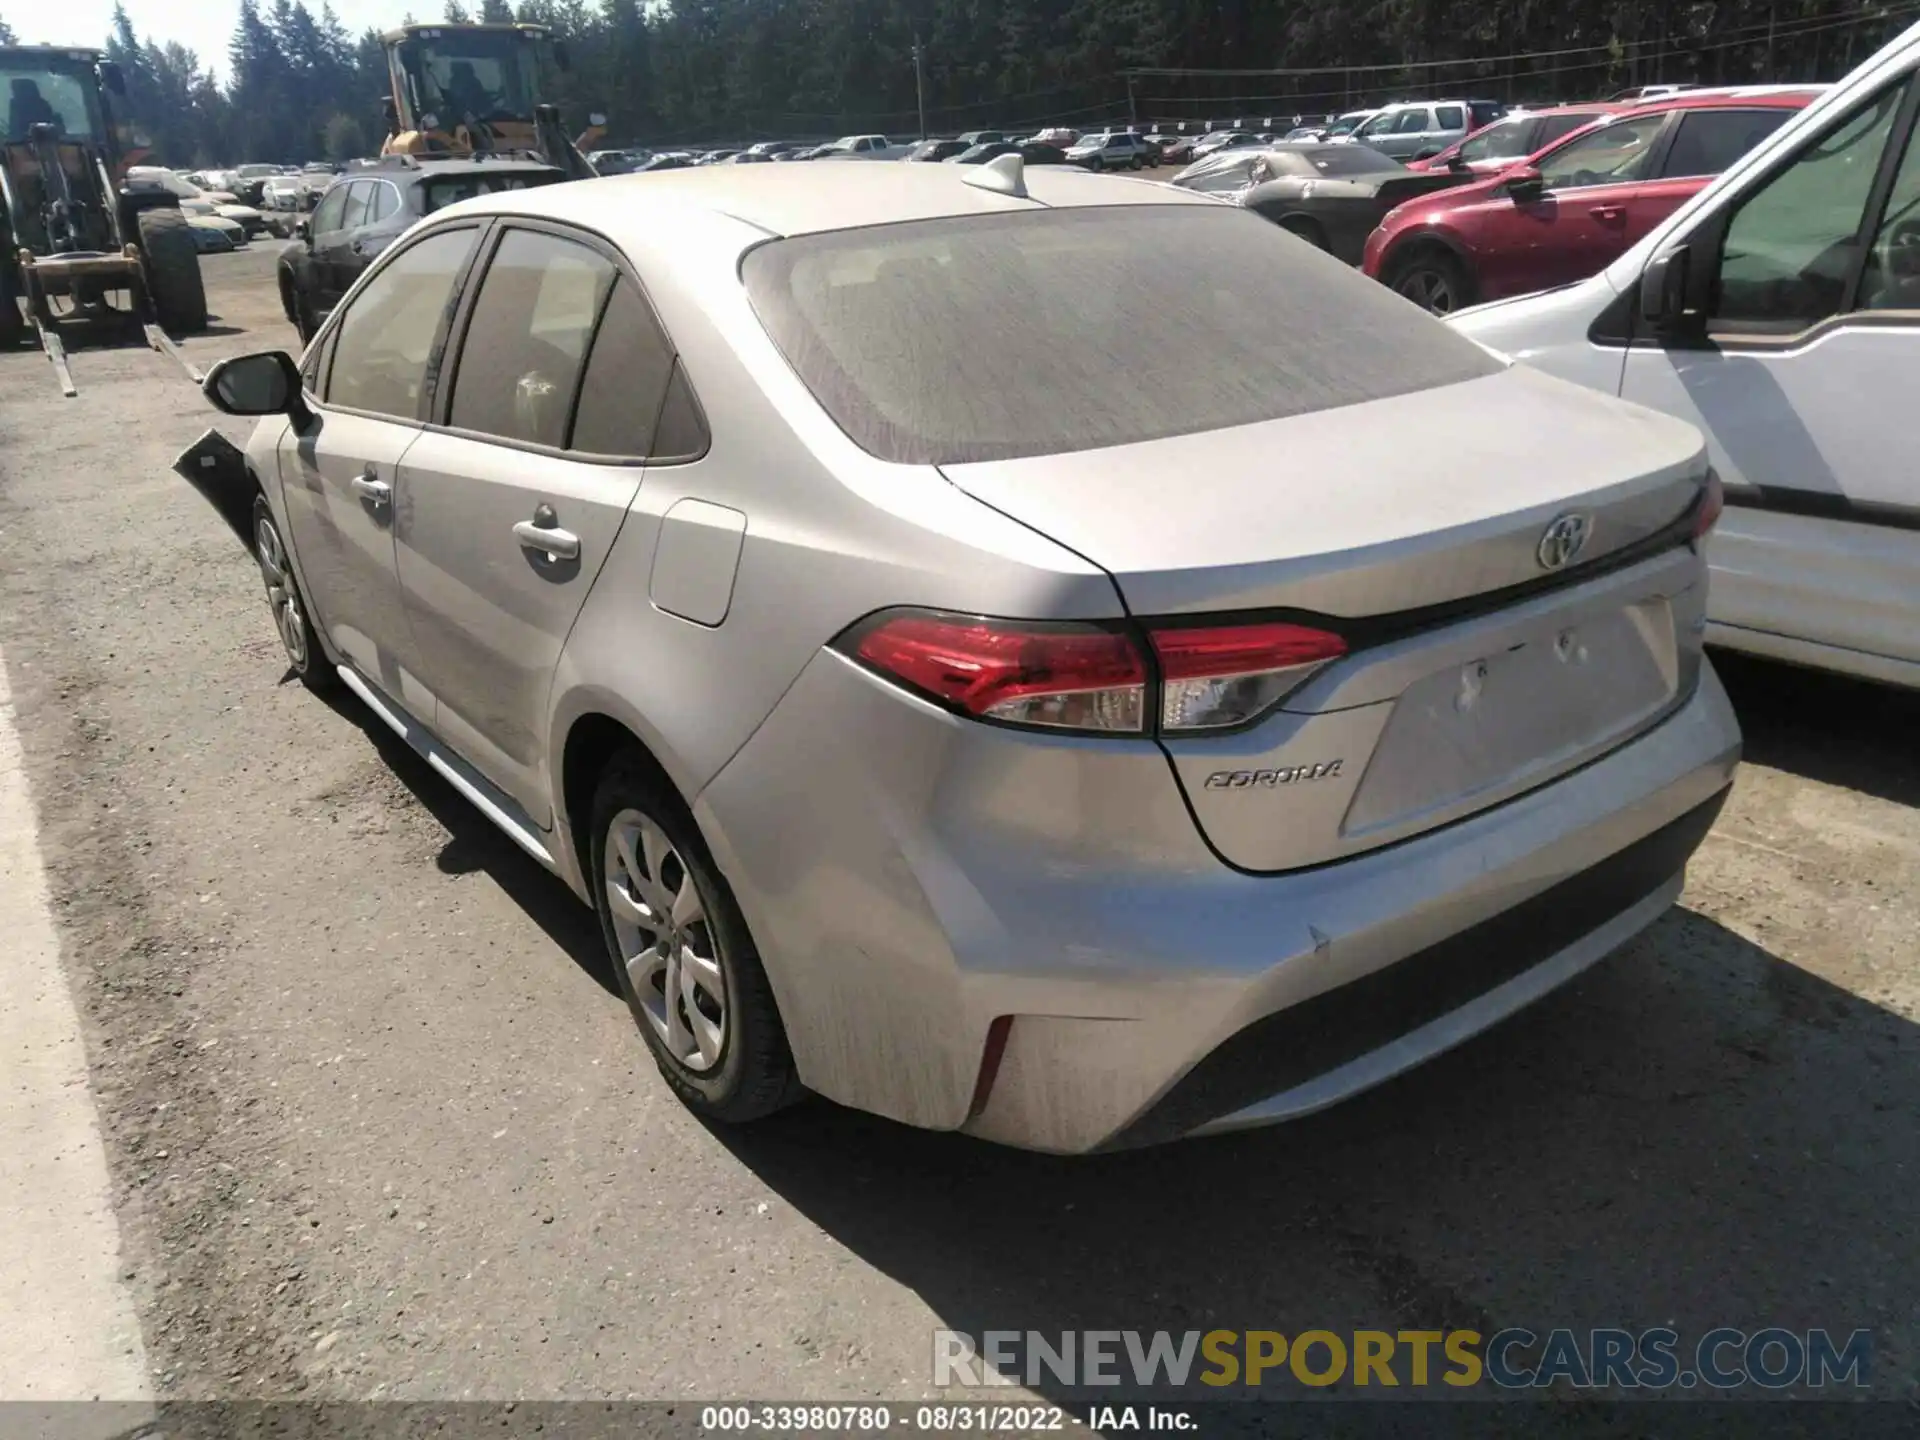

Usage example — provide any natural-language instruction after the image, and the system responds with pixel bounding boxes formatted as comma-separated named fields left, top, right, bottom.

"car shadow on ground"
left=304, top=654, right=1916, bottom=1427
left=311, top=682, right=620, bottom=999
left=1713, top=649, right=1920, bottom=808
left=707, top=910, right=1917, bottom=1423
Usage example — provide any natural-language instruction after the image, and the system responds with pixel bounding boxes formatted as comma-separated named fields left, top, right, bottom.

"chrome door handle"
left=513, top=520, right=580, bottom=561
left=350, top=470, right=391, bottom=506
left=1589, top=204, right=1625, bottom=221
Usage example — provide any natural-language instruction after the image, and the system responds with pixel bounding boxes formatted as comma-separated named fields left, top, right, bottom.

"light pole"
left=913, top=33, right=928, bottom=140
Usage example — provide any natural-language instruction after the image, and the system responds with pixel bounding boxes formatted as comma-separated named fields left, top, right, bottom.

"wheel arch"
left=553, top=697, right=698, bottom=904
left=1379, top=223, right=1474, bottom=280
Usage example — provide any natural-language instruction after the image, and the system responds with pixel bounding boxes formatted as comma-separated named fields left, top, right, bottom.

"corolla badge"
left=1203, top=760, right=1344, bottom=789
left=1536, top=511, right=1593, bottom=571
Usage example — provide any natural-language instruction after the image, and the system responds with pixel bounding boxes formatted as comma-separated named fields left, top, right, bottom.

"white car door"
left=1620, top=74, right=1920, bottom=682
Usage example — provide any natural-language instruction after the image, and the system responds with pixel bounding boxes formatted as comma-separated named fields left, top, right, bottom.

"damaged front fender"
left=171, top=428, right=256, bottom=551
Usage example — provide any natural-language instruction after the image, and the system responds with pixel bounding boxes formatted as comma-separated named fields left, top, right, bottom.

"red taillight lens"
left=850, top=612, right=1147, bottom=733
left=1151, top=621, right=1347, bottom=732
left=1692, top=469, right=1725, bottom=539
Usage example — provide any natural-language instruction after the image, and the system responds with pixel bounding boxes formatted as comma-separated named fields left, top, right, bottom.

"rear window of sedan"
left=422, top=171, right=564, bottom=214
left=742, top=205, right=1499, bottom=464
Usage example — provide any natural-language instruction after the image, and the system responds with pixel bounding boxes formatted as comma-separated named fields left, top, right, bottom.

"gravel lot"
left=0, top=242, right=1915, bottom=1426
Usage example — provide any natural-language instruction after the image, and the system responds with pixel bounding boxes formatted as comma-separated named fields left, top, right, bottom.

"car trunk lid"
left=940, top=364, right=1712, bottom=870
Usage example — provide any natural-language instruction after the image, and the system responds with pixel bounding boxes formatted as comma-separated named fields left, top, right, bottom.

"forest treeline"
left=1, top=0, right=1913, bottom=164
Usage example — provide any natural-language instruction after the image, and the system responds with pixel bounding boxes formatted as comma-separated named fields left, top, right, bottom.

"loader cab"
left=383, top=24, right=548, bottom=156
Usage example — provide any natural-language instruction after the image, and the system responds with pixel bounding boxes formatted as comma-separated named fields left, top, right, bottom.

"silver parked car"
left=1347, top=99, right=1505, bottom=160
left=191, top=158, right=1739, bottom=1153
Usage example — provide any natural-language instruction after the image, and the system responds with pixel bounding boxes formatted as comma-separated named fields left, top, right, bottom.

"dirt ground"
left=0, top=241, right=1915, bottom=1428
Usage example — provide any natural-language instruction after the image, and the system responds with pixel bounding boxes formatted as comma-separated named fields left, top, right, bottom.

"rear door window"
left=339, top=181, right=371, bottom=230
left=447, top=228, right=617, bottom=448
left=1660, top=109, right=1793, bottom=179
left=1436, top=105, right=1466, bottom=131
left=367, top=180, right=400, bottom=223
left=569, top=278, right=680, bottom=457
left=743, top=205, right=1498, bottom=465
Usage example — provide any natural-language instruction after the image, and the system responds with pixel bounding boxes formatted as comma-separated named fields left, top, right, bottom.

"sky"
left=13, top=0, right=398, bottom=79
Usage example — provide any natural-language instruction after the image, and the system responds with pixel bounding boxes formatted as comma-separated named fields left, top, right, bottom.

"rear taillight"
left=1151, top=621, right=1347, bottom=732
left=1692, top=469, right=1725, bottom=539
left=849, top=612, right=1146, bottom=732
left=841, top=610, right=1346, bottom=737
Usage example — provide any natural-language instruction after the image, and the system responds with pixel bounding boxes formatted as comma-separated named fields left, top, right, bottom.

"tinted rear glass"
left=423, top=170, right=563, bottom=213
left=743, top=206, right=1500, bottom=464
left=1660, top=108, right=1792, bottom=179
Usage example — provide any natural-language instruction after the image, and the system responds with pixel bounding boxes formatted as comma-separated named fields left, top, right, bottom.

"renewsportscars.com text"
left=933, top=1327, right=1871, bottom=1391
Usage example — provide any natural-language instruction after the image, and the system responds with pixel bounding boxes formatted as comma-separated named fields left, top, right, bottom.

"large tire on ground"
left=589, top=750, right=801, bottom=1125
left=1384, top=245, right=1477, bottom=316
left=250, top=494, right=337, bottom=694
left=0, top=269, right=22, bottom=349
left=137, top=207, right=208, bottom=333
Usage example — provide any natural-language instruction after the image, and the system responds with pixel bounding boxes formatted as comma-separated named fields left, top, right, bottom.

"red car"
left=1364, top=88, right=1823, bottom=313
left=1404, top=102, right=1629, bottom=175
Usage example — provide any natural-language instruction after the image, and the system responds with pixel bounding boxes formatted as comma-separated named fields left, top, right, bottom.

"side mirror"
left=293, top=218, right=311, bottom=242
left=1446, top=153, right=1470, bottom=172
left=100, top=60, right=127, bottom=96
left=1505, top=165, right=1545, bottom=198
left=381, top=95, right=399, bottom=131
left=1639, top=245, right=1691, bottom=331
left=204, top=352, right=304, bottom=418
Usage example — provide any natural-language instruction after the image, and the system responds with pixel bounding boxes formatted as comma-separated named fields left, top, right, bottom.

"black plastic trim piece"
left=1104, top=784, right=1731, bottom=1150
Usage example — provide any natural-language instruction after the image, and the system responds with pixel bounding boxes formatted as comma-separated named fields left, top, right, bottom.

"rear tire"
left=137, top=207, right=208, bottom=333
left=1384, top=246, right=1476, bottom=315
left=589, top=752, right=801, bottom=1125
left=0, top=268, right=22, bottom=349
left=1279, top=216, right=1331, bottom=251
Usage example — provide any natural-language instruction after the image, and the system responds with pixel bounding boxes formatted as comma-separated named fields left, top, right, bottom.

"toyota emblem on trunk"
left=1536, top=512, right=1593, bottom=571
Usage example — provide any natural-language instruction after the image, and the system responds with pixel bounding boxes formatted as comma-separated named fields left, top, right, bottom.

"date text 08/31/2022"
left=700, top=1404, right=1183, bottom=1432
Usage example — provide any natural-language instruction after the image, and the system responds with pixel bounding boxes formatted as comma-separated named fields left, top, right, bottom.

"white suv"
left=1067, top=132, right=1156, bottom=170
left=1453, top=19, right=1920, bottom=690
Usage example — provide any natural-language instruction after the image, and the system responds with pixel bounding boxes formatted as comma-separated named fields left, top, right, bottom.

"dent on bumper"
left=696, top=652, right=1741, bottom=1154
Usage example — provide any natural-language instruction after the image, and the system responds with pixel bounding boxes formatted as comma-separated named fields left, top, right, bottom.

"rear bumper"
left=695, top=652, right=1741, bottom=1153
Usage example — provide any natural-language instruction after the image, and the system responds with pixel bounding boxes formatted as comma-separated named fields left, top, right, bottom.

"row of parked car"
left=1176, top=86, right=1828, bottom=317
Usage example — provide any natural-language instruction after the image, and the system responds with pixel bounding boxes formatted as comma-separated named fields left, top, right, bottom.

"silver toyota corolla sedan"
left=188, top=156, right=1740, bottom=1152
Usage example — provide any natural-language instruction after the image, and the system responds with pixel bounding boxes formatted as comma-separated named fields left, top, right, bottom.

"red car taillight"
left=1693, top=469, right=1725, bottom=539
left=849, top=613, right=1147, bottom=733
left=841, top=610, right=1346, bottom=736
left=1151, top=621, right=1348, bottom=732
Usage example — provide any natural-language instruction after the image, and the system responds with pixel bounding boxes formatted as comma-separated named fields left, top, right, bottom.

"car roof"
left=1628, top=85, right=1827, bottom=112
left=432, top=159, right=1219, bottom=240
left=403, top=158, right=566, bottom=178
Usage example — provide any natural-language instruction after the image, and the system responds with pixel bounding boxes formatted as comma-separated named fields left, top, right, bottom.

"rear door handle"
left=350, top=469, right=391, bottom=506
left=513, top=520, right=580, bottom=561
left=1589, top=204, right=1626, bottom=221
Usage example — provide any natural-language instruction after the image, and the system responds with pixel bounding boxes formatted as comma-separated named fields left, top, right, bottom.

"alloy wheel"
left=604, top=808, right=729, bottom=1073
left=1395, top=266, right=1457, bottom=314
left=254, top=513, right=308, bottom=669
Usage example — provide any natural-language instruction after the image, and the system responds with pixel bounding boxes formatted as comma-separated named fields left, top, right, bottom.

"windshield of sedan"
left=744, top=205, right=1499, bottom=464
left=2, top=59, right=106, bottom=142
